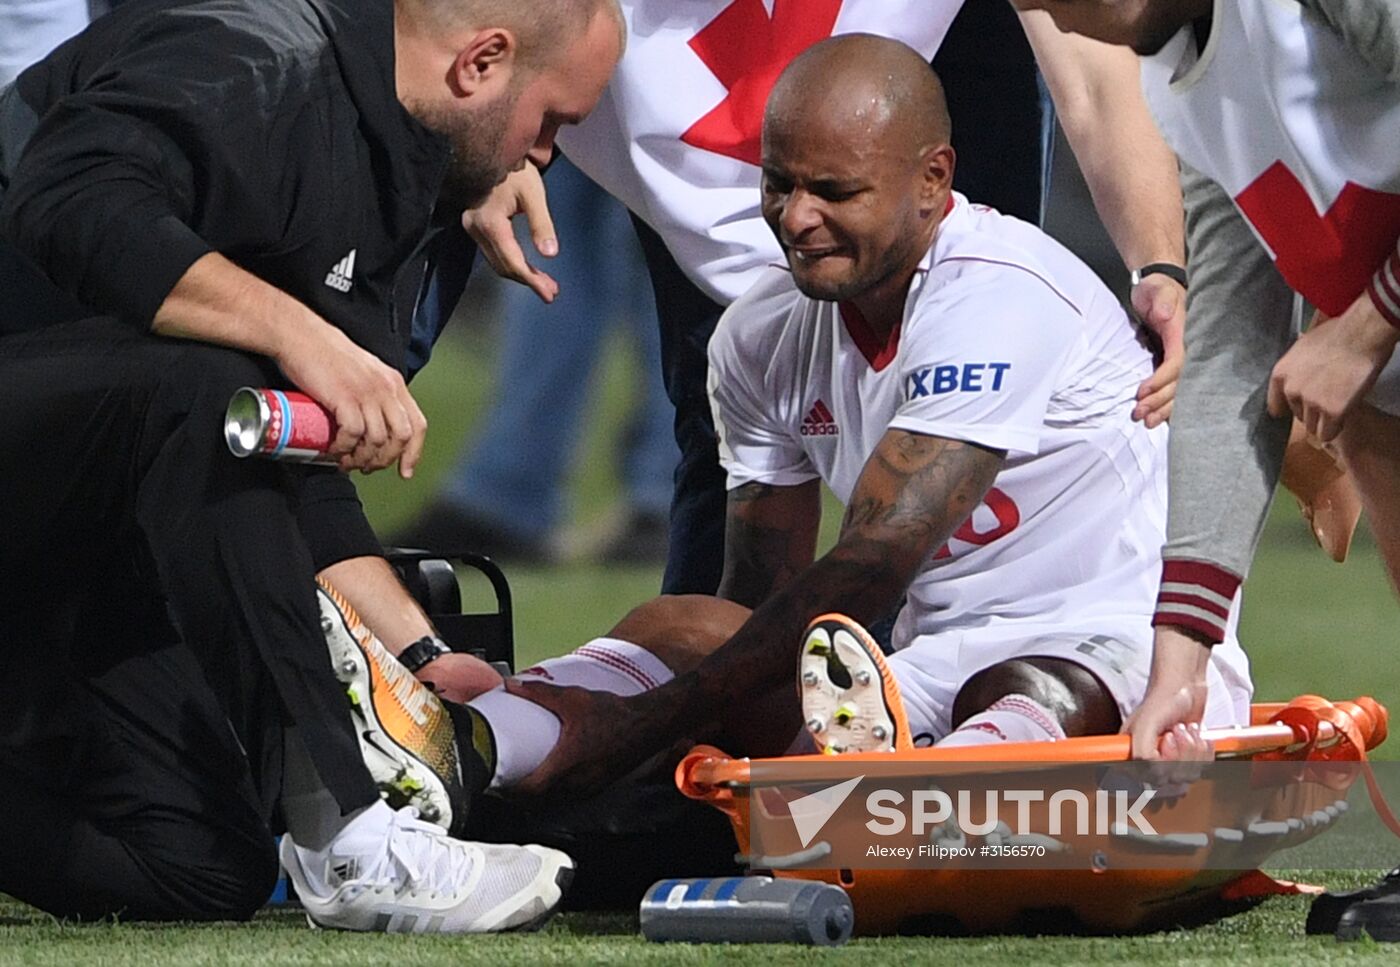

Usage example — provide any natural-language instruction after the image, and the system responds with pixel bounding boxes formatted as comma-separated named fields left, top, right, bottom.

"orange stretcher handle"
left=677, top=695, right=1387, bottom=800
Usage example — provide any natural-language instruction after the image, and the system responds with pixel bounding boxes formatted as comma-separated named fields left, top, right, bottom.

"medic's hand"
left=1268, top=296, right=1399, bottom=443
left=1130, top=274, right=1186, bottom=428
left=415, top=652, right=504, bottom=704
left=501, top=680, right=689, bottom=798
left=462, top=165, right=560, bottom=303
left=1122, top=624, right=1212, bottom=760
left=274, top=317, right=427, bottom=478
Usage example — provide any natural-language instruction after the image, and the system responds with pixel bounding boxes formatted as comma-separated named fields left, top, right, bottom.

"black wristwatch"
left=1130, top=262, right=1188, bottom=289
left=399, top=634, right=451, bottom=673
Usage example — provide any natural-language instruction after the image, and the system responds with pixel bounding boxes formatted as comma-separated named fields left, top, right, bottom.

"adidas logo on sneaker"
left=325, top=249, right=356, bottom=293
left=800, top=399, right=839, bottom=437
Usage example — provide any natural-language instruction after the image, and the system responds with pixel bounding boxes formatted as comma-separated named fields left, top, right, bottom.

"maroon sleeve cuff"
left=1370, top=244, right=1400, bottom=330
left=1152, top=559, right=1242, bottom=645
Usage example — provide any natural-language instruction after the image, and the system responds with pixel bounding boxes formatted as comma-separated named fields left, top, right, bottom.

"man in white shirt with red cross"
left=1008, top=0, right=1400, bottom=773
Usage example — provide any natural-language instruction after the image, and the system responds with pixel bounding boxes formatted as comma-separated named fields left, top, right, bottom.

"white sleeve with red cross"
left=1139, top=0, right=1400, bottom=322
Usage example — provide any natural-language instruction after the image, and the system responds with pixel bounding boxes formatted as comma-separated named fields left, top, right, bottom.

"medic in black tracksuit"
left=0, top=0, right=467, bottom=919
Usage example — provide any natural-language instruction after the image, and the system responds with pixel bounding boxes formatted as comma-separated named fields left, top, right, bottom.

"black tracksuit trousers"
left=0, top=318, right=378, bottom=920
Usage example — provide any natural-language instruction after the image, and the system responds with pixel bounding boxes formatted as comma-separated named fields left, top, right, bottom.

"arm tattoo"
left=838, top=434, right=993, bottom=548
left=677, top=432, right=1004, bottom=733
left=719, top=481, right=819, bottom=608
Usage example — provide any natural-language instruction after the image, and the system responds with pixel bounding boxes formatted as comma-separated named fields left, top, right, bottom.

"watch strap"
left=1131, top=262, right=1188, bottom=289
left=399, top=634, right=451, bottom=673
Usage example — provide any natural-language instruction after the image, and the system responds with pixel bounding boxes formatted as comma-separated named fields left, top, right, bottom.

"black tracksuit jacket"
left=0, top=0, right=455, bottom=566
left=2, top=0, right=450, bottom=367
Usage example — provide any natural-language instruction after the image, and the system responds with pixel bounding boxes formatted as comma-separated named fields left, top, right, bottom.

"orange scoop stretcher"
left=677, top=695, right=1394, bottom=934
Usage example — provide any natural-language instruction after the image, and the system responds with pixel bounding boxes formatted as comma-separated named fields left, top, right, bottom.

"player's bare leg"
left=462, top=595, right=751, bottom=792
left=1336, top=403, right=1400, bottom=595
left=609, top=595, right=798, bottom=756
left=605, top=594, right=751, bottom=677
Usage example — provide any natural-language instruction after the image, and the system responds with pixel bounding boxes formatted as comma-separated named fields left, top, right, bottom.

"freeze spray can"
left=225, top=387, right=338, bottom=464
left=639, top=876, right=854, bottom=946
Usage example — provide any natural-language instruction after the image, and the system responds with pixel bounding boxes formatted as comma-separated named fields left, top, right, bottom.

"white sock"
left=935, top=694, right=1066, bottom=748
left=516, top=637, right=673, bottom=694
left=470, top=638, right=674, bottom=788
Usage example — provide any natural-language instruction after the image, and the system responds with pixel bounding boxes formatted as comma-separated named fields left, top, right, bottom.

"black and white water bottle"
left=639, top=876, right=854, bottom=946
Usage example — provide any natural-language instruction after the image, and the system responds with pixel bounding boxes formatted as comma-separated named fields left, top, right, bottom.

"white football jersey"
left=709, top=195, right=1168, bottom=647
left=1140, top=0, right=1400, bottom=317
left=556, top=0, right=963, bottom=305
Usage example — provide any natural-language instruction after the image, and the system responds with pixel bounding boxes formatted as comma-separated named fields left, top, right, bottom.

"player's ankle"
left=445, top=702, right=499, bottom=794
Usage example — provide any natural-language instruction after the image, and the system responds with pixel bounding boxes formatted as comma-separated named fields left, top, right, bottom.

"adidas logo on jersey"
left=800, top=399, right=839, bottom=436
left=324, top=249, right=356, bottom=293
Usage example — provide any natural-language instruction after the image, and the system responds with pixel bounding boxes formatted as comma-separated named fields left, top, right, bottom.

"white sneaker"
left=281, top=805, right=574, bottom=933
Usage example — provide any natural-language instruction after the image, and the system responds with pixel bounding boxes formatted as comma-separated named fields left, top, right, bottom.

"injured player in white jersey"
left=489, top=36, right=1252, bottom=796
left=327, top=36, right=1254, bottom=821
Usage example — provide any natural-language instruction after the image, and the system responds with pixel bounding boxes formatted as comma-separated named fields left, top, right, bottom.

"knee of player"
left=954, top=659, right=1061, bottom=721
left=606, top=594, right=749, bottom=671
left=951, top=657, right=1114, bottom=735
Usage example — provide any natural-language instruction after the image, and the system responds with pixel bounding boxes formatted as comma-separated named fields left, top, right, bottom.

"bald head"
left=766, top=34, right=951, bottom=159
left=758, top=35, right=957, bottom=311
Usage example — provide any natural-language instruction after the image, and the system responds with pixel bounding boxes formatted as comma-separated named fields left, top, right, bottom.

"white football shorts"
left=886, top=625, right=1253, bottom=743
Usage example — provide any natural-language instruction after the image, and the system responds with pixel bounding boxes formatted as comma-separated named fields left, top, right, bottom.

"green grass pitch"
left=4, top=330, right=1397, bottom=962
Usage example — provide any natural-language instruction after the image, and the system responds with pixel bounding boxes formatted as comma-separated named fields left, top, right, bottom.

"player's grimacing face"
left=761, top=118, right=931, bottom=303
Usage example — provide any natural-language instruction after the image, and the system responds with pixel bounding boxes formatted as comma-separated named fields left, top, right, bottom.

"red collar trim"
left=838, top=300, right=901, bottom=372
left=830, top=195, right=953, bottom=372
